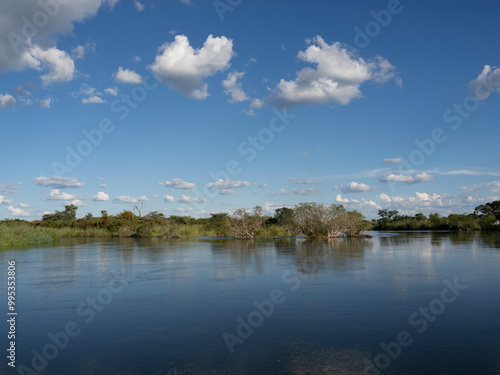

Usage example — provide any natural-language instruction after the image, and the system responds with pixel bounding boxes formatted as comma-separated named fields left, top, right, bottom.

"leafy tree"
left=208, top=213, right=229, bottom=234
left=119, top=210, right=134, bottom=221
left=274, top=207, right=295, bottom=233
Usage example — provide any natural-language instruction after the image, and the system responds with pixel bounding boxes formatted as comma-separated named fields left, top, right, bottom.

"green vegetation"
left=1, top=201, right=498, bottom=248
left=0, top=220, right=59, bottom=247
left=373, top=201, right=500, bottom=231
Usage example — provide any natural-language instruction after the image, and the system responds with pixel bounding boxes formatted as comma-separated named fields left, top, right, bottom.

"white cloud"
left=105, top=87, right=119, bottom=96
left=280, top=189, right=290, bottom=195
left=114, top=67, right=143, bottom=84
left=462, top=181, right=500, bottom=193
left=468, top=65, right=500, bottom=100
left=30, top=46, right=75, bottom=86
left=133, top=55, right=141, bottom=62
left=0, top=184, right=21, bottom=194
left=379, top=193, right=404, bottom=204
left=48, top=189, right=79, bottom=201
left=222, top=72, right=265, bottom=116
left=254, top=183, right=267, bottom=188
left=219, top=189, right=238, bottom=196
left=380, top=172, right=434, bottom=185
left=0, top=195, right=14, bottom=205
left=113, top=195, right=149, bottom=204
left=339, top=181, right=376, bottom=193
left=270, top=36, right=398, bottom=108
left=222, top=71, right=249, bottom=103
left=150, top=34, right=235, bottom=99
left=27, top=97, right=52, bottom=108
left=69, top=199, right=87, bottom=207
left=250, top=98, right=265, bottom=109
left=177, top=194, right=206, bottom=203
left=180, top=0, right=192, bottom=5
left=33, top=176, right=85, bottom=189
left=72, top=42, right=95, bottom=59
left=134, top=0, right=144, bottom=11
left=72, top=83, right=98, bottom=98
left=0, top=94, right=16, bottom=109
left=206, top=179, right=250, bottom=190
left=293, top=188, right=321, bottom=196
left=19, top=203, right=29, bottom=208
left=383, top=158, right=402, bottom=164
left=159, top=178, right=196, bottom=189
left=289, top=178, right=316, bottom=184
left=101, top=184, right=107, bottom=188
left=439, top=169, right=500, bottom=177
left=0, top=1, right=116, bottom=79
left=82, top=96, right=106, bottom=104
left=335, top=194, right=349, bottom=203
left=164, top=195, right=174, bottom=202
left=6, top=206, right=30, bottom=217
left=92, top=192, right=110, bottom=201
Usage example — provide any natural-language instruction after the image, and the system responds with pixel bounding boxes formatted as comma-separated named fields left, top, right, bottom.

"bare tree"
left=132, top=202, right=145, bottom=218
left=226, top=206, right=264, bottom=239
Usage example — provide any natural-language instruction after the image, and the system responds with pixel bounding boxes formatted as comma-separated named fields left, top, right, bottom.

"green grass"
left=0, top=223, right=59, bottom=247
left=51, top=227, right=112, bottom=238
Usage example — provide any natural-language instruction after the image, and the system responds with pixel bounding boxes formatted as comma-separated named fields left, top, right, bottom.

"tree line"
left=3, top=200, right=498, bottom=241
left=373, top=201, right=500, bottom=231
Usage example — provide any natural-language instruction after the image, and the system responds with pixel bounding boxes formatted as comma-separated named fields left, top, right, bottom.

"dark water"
left=1, top=232, right=500, bottom=374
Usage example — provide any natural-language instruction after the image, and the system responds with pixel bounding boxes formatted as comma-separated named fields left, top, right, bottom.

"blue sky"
left=1, top=0, right=500, bottom=220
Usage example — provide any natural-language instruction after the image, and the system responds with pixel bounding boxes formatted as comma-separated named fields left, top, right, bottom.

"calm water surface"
left=1, top=232, right=500, bottom=374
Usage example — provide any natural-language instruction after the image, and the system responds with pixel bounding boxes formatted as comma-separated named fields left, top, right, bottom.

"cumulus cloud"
left=177, top=194, right=207, bottom=203
left=105, top=87, right=119, bottom=96
left=82, top=96, right=106, bottom=104
left=335, top=194, right=349, bottom=203
left=0, top=1, right=117, bottom=83
left=293, top=188, right=321, bottom=196
left=380, top=172, right=434, bottom=185
left=163, top=195, right=174, bottom=202
left=280, top=189, right=290, bottom=195
left=150, top=34, right=235, bottom=99
left=0, top=195, right=14, bottom=205
left=114, top=67, right=143, bottom=84
left=48, top=189, right=79, bottom=201
left=92, top=192, right=110, bottom=201
left=0, top=94, right=16, bottom=109
left=379, top=193, right=404, bottom=204
left=19, top=203, right=30, bottom=208
left=254, top=183, right=267, bottom=188
left=468, top=65, right=500, bottom=100
left=270, top=36, right=398, bottom=108
left=159, top=178, right=196, bottom=189
left=113, top=195, right=149, bottom=204
left=6, top=206, right=30, bottom=217
left=33, top=176, right=85, bottom=189
left=339, top=181, right=376, bottom=193
left=222, top=71, right=248, bottom=103
left=30, top=45, right=75, bottom=86
left=383, top=158, right=402, bottom=164
left=206, top=179, right=250, bottom=190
